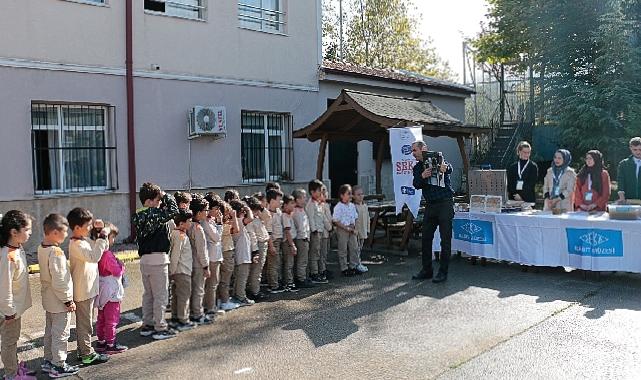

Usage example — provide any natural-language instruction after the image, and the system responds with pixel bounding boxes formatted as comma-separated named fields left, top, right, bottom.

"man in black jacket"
left=410, top=141, right=454, bottom=283
left=131, top=182, right=179, bottom=340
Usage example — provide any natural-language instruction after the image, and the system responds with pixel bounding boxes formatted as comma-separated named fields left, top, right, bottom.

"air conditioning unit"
left=189, top=106, right=227, bottom=139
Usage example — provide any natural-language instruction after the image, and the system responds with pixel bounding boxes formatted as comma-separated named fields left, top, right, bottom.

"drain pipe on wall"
left=126, top=0, right=138, bottom=241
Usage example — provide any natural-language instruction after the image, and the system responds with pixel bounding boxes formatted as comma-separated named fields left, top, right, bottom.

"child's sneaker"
left=80, top=352, right=109, bottom=366
left=311, top=274, right=328, bottom=284
left=104, top=342, right=129, bottom=355
left=323, top=270, right=334, bottom=280
left=16, top=361, right=37, bottom=378
left=152, top=329, right=177, bottom=340
left=189, top=315, right=214, bottom=325
left=249, top=292, right=268, bottom=302
left=41, top=360, right=53, bottom=374
left=139, top=324, right=155, bottom=337
left=285, top=283, right=299, bottom=292
left=220, top=301, right=240, bottom=311
left=296, top=279, right=316, bottom=288
left=48, top=362, right=80, bottom=378
left=355, top=264, right=368, bottom=273
left=175, top=320, right=196, bottom=331
left=234, top=297, right=255, bottom=307
left=342, top=269, right=355, bottom=277
left=269, top=285, right=286, bottom=294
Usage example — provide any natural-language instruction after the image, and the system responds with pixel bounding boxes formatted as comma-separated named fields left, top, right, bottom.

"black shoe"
left=412, top=269, right=433, bottom=280
left=310, top=274, right=329, bottom=284
left=249, top=292, right=268, bottom=302
left=296, top=279, right=316, bottom=288
left=285, top=283, right=300, bottom=292
left=342, top=269, right=355, bottom=277
left=324, top=270, right=335, bottom=280
left=432, top=272, right=448, bottom=283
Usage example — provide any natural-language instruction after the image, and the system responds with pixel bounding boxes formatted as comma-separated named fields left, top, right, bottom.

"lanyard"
left=553, top=168, right=564, bottom=185
left=587, top=173, right=592, bottom=191
left=517, top=160, right=530, bottom=180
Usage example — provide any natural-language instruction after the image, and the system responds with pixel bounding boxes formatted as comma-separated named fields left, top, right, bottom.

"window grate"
left=241, top=111, right=294, bottom=183
left=31, top=103, right=118, bottom=195
left=238, top=0, right=286, bottom=33
left=145, top=0, right=205, bottom=20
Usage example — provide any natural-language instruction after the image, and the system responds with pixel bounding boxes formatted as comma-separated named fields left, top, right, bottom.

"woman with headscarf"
left=543, top=149, right=577, bottom=213
left=574, top=150, right=611, bottom=212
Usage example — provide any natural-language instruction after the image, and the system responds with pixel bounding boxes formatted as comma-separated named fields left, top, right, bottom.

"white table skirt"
left=433, top=211, right=641, bottom=273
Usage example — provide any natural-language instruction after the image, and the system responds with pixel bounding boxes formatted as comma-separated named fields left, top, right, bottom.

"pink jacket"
left=97, top=251, right=125, bottom=309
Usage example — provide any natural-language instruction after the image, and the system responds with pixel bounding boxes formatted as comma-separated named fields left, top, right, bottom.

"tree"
left=322, top=0, right=455, bottom=80
left=474, top=0, right=641, bottom=168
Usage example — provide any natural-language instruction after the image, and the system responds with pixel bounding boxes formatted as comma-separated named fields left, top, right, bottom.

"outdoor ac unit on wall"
left=189, top=106, right=227, bottom=139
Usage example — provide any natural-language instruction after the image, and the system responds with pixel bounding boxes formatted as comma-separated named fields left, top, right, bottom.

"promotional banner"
left=453, top=219, right=495, bottom=245
left=566, top=228, right=624, bottom=257
left=389, top=126, right=423, bottom=216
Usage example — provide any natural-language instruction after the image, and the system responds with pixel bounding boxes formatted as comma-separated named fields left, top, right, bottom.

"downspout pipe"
left=126, top=0, right=137, bottom=240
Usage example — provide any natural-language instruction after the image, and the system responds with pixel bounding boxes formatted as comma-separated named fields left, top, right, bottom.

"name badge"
left=584, top=191, right=593, bottom=202
left=516, top=180, right=524, bottom=191
left=553, top=187, right=560, bottom=197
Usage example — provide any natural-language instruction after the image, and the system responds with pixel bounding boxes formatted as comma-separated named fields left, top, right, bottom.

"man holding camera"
left=411, top=140, right=454, bottom=283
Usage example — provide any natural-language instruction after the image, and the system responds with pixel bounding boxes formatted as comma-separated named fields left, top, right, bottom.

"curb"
left=28, top=249, right=140, bottom=274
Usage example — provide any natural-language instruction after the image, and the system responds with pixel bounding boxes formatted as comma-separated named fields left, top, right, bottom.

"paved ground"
left=5, top=252, right=641, bottom=380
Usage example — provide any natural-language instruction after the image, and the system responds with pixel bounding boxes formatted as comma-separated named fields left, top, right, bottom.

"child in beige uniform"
left=67, top=207, right=110, bottom=366
left=202, top=193, right=225, bottom=316
left=320, top=186, right=333, bottom=279
left=305, top=180, right=328, bottom=284
left=292, top=189, right=314, bottom=289
left=266, top=189, right=286, bottom=293
left=38, top=214, right=80, bottom=378
left=218, top=201, right=240, bottom=311
left=169, top=210, right=195, bottom=331
left=188, top=197, right=212, bottom=325
left=352, top=185, right=370, bottom=273
left=281, top=195, right=299, bottom=292
left=245, top=196, right=270, bottom=301
left=0, top=211, right=35, bottom=380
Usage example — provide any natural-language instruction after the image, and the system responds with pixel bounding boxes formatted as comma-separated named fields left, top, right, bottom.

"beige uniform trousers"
left=171, top=273, right=191, bottom=322
left=203, top=261, right=221, bottom=312
left=336, top=228, right=359, bottom=272
left=190, top=265, right=206, bottom=318
left=0, top=317, right=22, bottom=376
left=44, top=311, right=71, bottom=366
left=294, top=239, right=310, bottom=282
left=140, top=263, right=169, bottom=331
left=267, top=239, right=283, bottom=288
left=217, top=250, right=235, bottom=303
left=233, top=263, right=251, bottom=300
left=74, top=297, right=95, bottom=356
left=247, top=241, right=267, bottom=296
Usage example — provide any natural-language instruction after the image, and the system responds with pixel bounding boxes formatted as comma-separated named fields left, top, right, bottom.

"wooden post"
left=457, top=135, right=470, bottom=194
left=316, top=134, right=328, bottom=180
left=375, top=134, right=386, bottom=194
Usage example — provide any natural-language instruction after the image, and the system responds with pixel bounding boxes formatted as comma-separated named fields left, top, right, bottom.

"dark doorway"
left=329, top=141, right=358, bottom=198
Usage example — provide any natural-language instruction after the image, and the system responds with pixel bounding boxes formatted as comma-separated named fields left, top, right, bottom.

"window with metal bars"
left=241, top=111, right=294, bottom=183
left=144, top=0, right=206, bottom=20
left=238, top=0, right=286, bottom=33
left=31, top=103, right=118, bottom=195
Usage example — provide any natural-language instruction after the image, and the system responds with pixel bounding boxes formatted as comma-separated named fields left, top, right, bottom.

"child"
left=254, top=192, right=271, bottom=287
left=67, top=207, right=110, bottom=365
left=188, top=196, right=212, bottom=325
left=169, top=210, right=195, bottom=331
left=332, top=184, right=362, bottom=276
left=0, top=211, right=35, bottom=380
left=352, top=185, right=370, bottom=273
left=245, top=196, right=269, bottom=301
left=167, top=191, right=192, bottom=311
left=266, top=189, right=286, bottom=294
left=320, top=186, right=334, bottom=279
left=218, top=201, right=240, bottom=311
left=292, top=189, right=314, bottom=289
left=224, top=189, right=240, bottom=203
left=265, top=182, right=281, bottom=192
left=305, top=180, right=328, bottom=284
left=38, top=214, right=79, bottom=378
left=281, top=195, right=299, bottom=292
left=131, top=182, right=179, bottom=340
left=202, top=193, right=225, bottom=316
left=229, top=200, right=256, bottom=306
left=96, top=223, right=128, bottom=354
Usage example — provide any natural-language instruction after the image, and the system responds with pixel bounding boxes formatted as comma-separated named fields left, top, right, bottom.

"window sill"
left=144, top=10, right=206, bottom=23
left=34, top=189, right=119, bottom=200
left=238, top=26, right=289, bottom=37
left=58, top=0, right=110, bottom=7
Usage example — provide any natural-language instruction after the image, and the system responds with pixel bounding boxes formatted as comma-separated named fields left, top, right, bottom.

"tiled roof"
left=321, top=61, right=474, bottom=94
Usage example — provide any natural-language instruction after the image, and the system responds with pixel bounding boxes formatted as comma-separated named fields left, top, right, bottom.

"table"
left=366, top=201, right=417, bottom=250
left=433, top=211, right=641, bottom=273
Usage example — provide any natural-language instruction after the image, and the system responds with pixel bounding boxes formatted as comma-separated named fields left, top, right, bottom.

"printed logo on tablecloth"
left=453, top=219, right=494, bottom=245
left=566, top=228, right=623, bottom=257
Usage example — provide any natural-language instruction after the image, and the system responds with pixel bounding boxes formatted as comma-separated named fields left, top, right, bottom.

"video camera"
left=422, top=151, right=443, bottom=172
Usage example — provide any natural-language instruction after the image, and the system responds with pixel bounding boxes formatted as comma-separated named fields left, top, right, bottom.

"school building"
left=0, top=0, right=473, bottom=251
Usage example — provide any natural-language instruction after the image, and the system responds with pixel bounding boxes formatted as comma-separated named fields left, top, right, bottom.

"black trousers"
left=422, top=199, right=454, bottom=274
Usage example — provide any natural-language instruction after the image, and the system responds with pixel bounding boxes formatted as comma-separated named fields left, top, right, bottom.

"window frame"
left=238, top=0, right=287, bottom=34
left=30, top=103, right=118, bottom=196
left=241, top=111, right=294, bottom=183
left=144, top=0, right=207, bottom=21
left=59, top=0, right=109, bottom=7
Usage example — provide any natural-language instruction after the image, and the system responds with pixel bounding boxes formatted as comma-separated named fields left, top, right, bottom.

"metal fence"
left=31, top=103, right=118, bottom=195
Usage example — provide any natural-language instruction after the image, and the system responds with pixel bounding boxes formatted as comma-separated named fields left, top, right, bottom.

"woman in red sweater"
left=574, top=150, right=611, bottom=212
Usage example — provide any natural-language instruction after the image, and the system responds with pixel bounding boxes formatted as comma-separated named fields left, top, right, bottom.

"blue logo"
left=453, top=219, right=494, bottom=244
left=566, top=228, right=623, bottom=257
left=400, top=186, right=415, bottom=195
left=401, top=145, right=412, bottom=155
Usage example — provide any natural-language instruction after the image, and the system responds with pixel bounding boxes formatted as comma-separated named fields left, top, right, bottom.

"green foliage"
left=322, top=0, right=455, bottom=80
left=474, top=0, right=641, bottom=168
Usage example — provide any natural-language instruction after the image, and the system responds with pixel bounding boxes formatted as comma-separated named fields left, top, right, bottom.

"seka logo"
left=461, top=222, right=483, bottom=235
left=400, top=186, right=415, bottom=195
left=579, top=231, right=609, bottom=247
left=401, top=145, right=413, bottom=155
